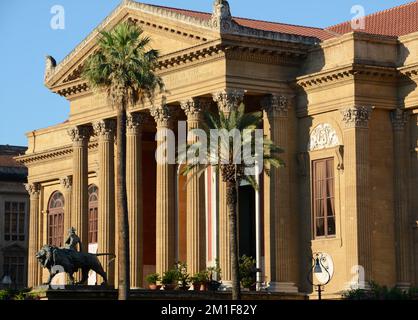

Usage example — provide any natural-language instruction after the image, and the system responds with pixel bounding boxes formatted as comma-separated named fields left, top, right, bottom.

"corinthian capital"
left=391, top=109, right=408, bottom=131
left=67, top=126, right=91, bottom=144
left=93, top=119, right=116, bottom=141
left=212, top=89, right=245, bottom=114
left=25, top=183, right=40, bottom=197
left=181, top=98, right=211, bottom=120
left=126, top=112, right=146, bottom=135
left=261, top=94, right=289, bottom=117
left=150, top=104, right=175, bottom=128
left=341, top=106, right=373, bottom=129
left=60, top=176, right=72, bottom=191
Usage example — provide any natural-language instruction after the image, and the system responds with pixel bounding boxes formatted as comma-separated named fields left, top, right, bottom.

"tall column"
left=181, top=98, right=210, bottom=275
left=126, top=113, right=145, bottom=288
left=60, top=176, right=72, bottom=234
left=261, top=94, right=297, bottom=293
left=151, top=105, right=176, bottom=275
left=212, top=89, right=244, bottom=285
left=93, top=119, right=116, bottom=285
left=391, top=109, right=412, bottom=289
left=25, top=183, right=41, bottom=288
left=67, top=126, right=90, bottom=252
left=341, top=106, right=373, bottom=287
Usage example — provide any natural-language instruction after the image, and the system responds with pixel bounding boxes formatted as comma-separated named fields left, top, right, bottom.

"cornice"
left=15, top=141, right=99, bottom=166
left=297, top=63, right=398, bottom=89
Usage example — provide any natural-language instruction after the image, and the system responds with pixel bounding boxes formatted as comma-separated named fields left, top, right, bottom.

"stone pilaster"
left=341, top=106, right=373, bottom=287
left=261, top=94, right=297, bottom=292
left=391, top=109, right=412, bottom=289
left=151, top=105, right=176, bottom=275
left=126, top=113, right=146, bottom=288
left=181, top=98, right=211, bottom=275
left=67, top=125, right=90, bottom=252
left=93, top=119, right=116, bottom=285
left=25, top=182, right=41, bottom=288
left=59, top=176, right=72, bottom=234
left=212, top=89, right=244, bottom=284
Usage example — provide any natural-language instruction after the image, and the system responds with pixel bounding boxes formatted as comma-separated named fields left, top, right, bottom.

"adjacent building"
left=0, top=145, right=28, bottom=289
left=17, top=0, right=418, bottom=297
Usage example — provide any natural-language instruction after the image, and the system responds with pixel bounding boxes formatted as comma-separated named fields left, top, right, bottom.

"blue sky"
left=0, top=0, right=412, bottom=146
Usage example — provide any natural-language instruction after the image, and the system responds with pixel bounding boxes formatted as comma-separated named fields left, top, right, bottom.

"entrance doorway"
left=238, top=185, right=256, bottom=258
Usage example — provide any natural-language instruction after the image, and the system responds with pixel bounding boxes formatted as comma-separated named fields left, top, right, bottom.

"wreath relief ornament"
left=308, top=123, right=340, bottom=151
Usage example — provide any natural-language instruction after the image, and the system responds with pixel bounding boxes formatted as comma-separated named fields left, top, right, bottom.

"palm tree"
left=180, top=103, right=284, bottom=300
left=82, top=21, right=163, bottom=300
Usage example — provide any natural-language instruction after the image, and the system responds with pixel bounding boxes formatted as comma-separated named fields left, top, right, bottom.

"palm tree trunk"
left=116, top=107, right=130, bottom=300
left=226, top=181, right=241, bottom=300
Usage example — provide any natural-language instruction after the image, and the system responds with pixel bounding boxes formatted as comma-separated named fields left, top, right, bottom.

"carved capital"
left=341, top=106, right=373, bottom=129
left=261, top=94, right=289, bottom=118
left=150, top=104, right=174, bottom=128
left=67, top=126, right=91, bottom=144
left=181, top=98, right=211, bottom=120
left=25, top=183, right=40, bottom=198
left=212, top=89, right=245, bottom=114
left=60, top=176, right=72, bottom=191
left=93, top=119, right=116, bottom=141
left=391, top=109, right=408, bottom=131
left=126, top=112, right=146, bottom=135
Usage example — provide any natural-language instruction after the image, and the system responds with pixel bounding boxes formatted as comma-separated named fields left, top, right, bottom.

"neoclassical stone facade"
left=17, top=0, right=418, bottom=297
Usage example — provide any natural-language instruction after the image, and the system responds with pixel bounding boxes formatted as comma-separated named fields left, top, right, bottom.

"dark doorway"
left=238, top=185, right=256, bottom=258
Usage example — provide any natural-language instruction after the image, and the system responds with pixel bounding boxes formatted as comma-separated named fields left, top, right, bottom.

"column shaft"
left=126, top=113, right=145, bottom=288
left=181, top=99, right=208, bottom=275
left=151, top=105, right=176, bottom=274
left=25, top=183, right=40, bottom=288
left=391, top=109, right=412, bottom=288
left=93, top=120, right=116, bottom=285
left=68, top=126, right=90, bottom=252
left=341, top=106, right=373, bottom=285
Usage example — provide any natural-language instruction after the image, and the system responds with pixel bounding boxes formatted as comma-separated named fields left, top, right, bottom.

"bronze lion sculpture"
left=36, top=245, right=113, bottom=286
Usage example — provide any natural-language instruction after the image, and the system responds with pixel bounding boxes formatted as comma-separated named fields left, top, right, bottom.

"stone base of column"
left=396, top=282, right=411, bottom=291
left=267, top=282, right=298, bottom=293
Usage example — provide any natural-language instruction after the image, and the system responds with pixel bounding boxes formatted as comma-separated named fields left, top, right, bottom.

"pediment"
left=45, top=1, right=219, bottom=93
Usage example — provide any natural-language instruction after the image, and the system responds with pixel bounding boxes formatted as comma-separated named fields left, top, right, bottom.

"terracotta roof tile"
left=326, top=1, right=418, bottom=37
left=149, top=4, right=335, bottom=40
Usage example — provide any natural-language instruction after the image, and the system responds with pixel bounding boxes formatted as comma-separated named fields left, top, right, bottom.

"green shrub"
left=343, top=281, right=416, bottom=300
left=161, top=269, right=179, bottom=285
left=239, top=255, right=257, bottom=289
left=145, top=273, right=161, bottom=285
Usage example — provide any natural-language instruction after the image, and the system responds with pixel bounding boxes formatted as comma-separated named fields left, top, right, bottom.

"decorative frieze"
left=261, top=94, right=289, bottom=118
left=391, top=109, right=408, bottom=131
left=212, top=89, right=245, bottom=114
left=24, top=183, right=40, bottom=197
left=341, top=106, right=373, bottom=129
left=308, top=123, right=340, bottom=151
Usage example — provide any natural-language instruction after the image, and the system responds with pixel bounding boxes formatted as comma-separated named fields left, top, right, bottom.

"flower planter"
left=192, top=282, right=201, bottom=291
left=163, top=284, right=177, bottom=291
left=148, top=284, right=162, bottom=290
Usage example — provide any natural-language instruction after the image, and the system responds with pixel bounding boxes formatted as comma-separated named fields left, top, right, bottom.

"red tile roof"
left=150, top=1, right=418, bottom=41
left=150, top=4, right=335, bottom=40
left=326, top=1, right=418, bottom=37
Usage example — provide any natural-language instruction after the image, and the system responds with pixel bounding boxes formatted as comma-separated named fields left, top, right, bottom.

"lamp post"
left=307, top=252, right=332, bottom=300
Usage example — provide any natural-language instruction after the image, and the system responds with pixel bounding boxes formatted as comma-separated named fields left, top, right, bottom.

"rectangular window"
left=4, top=201, right=26, bottom=241
left=312, top=158, right=336, bottom=238
left=3, top=256, right=25, bottom=288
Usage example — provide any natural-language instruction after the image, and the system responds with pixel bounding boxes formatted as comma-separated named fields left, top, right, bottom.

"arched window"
left=88, top=185, right=98, bottom=244
left=48, top=191, right=65, bottom=247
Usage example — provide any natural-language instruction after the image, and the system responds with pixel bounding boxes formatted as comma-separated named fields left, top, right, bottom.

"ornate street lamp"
left=307, top=252, right=333, bottom=300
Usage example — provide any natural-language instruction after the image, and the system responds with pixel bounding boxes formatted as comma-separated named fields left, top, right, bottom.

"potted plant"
left=161, top=269, right=179, bottom=291
left=196, top=270, right=209, bottom=291
left=175, top=262, right=191, bottom=291
left=190, top=275, right=201, bottom=291
left=145, top=273, right=161, bottom=290
left=239, top=255, right=257, bottom=291
left=207, top=259, right=222, bottom=291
